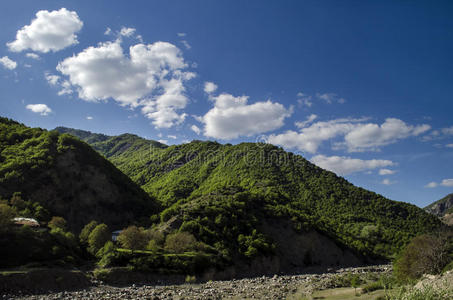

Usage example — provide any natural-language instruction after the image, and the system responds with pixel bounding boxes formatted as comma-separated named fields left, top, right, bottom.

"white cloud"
left=26, top=53, right=40, bottom=60
left=204, top=81, right=218, bottom=94
left=86, top=116, right=93, bottom=120
left=26, top=104, right=52, bottom=116
left=311, top=154, right=395, bottom=176
left=379, top=168, right=396, bottom=175
left=191, top=124, right=201, bottom=135
left=7, top=8, right=83, bottom=53
left=181, top=40, right=191, bottom=50
left=344, top=118, right=430, bottom=152
left=446, top=144, right=453, bottom=148
left=425, top=182, right=438, bottom=188
left=177, top=32, right=187, bottom=37
left=0, top=56, right=17, bottom=70
left=120, top=27, right=136, bottom=37
left=316, top=93, right=346, bottom=104
left=269, top=117, right=430, bottom=153
left=202, top=93, right=292, bottom=139
left=45, top=72, right=60, bottom=85
left=442, top=126, right=453, bottom=135
left=104, top=27, right=112, bottom=35
left=441, top=179, right=453, bottom=187
left=381, top=178, right=396, bottom=185
left=57, top=39, right=194, bottom=128
left=295, top=114, right=317, bottom=129
left=424, top=179, right=453, bottom=188
left=168, top=135, right=177, bottom=139
left=58, top=80, right=73, bottom=95
left=269, top=118, right=364, bottom=153
left=157, top=139, right=168, bottom=144
left=297, top=92, right=313, bottom=107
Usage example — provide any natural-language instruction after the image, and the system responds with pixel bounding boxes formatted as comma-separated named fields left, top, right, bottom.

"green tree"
left=394, top=232, right=452, bottom=282
left=117, top=226, right=148, bottom=251
left=88, top=223, right=110, bottom=255
left=0, top=203, right=16, bottom=231
left=48, top=216, right=67, bottom=231
left=164, top=231, right=197, bottom=253
left=79, top=220, right=99, bottom=245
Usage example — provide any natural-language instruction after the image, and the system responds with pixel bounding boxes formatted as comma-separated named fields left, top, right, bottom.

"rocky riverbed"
left=5, top=265, right=391, bottom=300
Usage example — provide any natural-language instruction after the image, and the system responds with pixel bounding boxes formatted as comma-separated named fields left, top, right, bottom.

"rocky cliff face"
left=425, top=194, right=453, bottom=217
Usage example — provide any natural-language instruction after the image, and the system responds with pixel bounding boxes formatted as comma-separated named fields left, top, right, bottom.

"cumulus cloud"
left=119, top=27, right=136, bottom=37
left=7, top=8, right=83, bottom=53
left=56, top=39, right=194, bottom=128
left=45, top=72, right=60, bottom=85
left=295, top=114, right=317, bottom=129
left=441, top=179, right=453, bottom=187
left=268, top=118, right=365, bottom=153
left=442, top=126, right=453, bottom=136
left=316, top=93, right=346, bottom=104
left=191, top=124, right=201, bottom=135
left=381, top=178, right=396, bottom=185
left=344, top=118, right=431, bottom=152
left=425, top=179, right=453, bottom=188
left=296, top=92, right=313, bottom=107
left=269, top=117, right=430, bottom=153
left=425, top=182, right=438, bottom=188
left=311, top=154, right=395, bottom=176
left=0, top=56, right=17, bottom=70
left=204, top=81, right=218, bottom=94
left=86, top=116, right=93, bottom=120
left=181, top=40, right=191, bottom=50
left=26, top=104, right=52, bottom=116
left=202, top=93, right=292, bottom=139
left=26, top=53, right=40, bottom=60
left=379, top=168, right=396, bottom=175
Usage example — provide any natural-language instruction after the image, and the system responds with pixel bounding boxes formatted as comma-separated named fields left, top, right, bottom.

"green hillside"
left=55, top=127, right=441, bottom=264
left=0, top=118, right=160, bottom=232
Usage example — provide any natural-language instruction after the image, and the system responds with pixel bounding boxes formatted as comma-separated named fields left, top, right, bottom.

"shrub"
left=79, top=220, right=98, bottom=245
left=394, top=232, right=452, bottom=282
left=165, top=231, right=197, bottom=253
left=0, top=203, right=16, bottom=230
left=117, top=226, right=148, bottom=251
left=88, top=223, right=110, bottom=255
left=48, top=216, right=67, bottom=231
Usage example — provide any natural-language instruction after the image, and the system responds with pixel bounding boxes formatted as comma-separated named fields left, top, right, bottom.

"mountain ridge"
left=54, top=125, right=441, bottom=265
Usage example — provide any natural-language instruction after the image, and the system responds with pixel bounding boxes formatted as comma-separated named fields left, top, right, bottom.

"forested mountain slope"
left=0, top=118, right=160, bottom=231
left=56, top=127, right=441, bottom=263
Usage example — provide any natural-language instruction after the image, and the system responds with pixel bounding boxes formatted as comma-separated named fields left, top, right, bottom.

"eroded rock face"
left=260, top=219, right=365, bottom=272
left=425, top=194, right=453, bottom=217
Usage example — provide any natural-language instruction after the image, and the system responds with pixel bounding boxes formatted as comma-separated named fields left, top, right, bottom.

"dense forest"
left=0, top=118, right=445, bottom=274
left=55, top=126, right=441, bottom=264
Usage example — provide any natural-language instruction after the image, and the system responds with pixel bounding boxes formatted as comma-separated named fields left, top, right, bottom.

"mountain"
left=425, top=194, right=453, bottom=226
left=56, top=126, right=441, bottom=270
left=0, top=118, right=160, bottom=231
left=425, top=193, right=453, bottom=217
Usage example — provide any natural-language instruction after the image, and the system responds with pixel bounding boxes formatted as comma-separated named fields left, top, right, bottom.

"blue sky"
left=1, top=0, right=452, bottom=207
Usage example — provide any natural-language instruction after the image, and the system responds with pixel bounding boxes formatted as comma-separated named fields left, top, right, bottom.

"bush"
left=79, top=220, right=98, bottom=245
left=88, top=224, right=110, bottom=255
left=117, top=226, right=148, bottom=251
left=165, top=231, right=197, bottom=253
left=394, top=232, right=452, bottom=282
left=0, top=203, right=16, bottom=230
left=48, top=216, right=67, bottom=231
left=97, top=241, right=116, bottom=266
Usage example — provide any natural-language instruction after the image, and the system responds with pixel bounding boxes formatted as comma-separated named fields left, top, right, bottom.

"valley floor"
left=4, top=265, right=391, bottom=300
